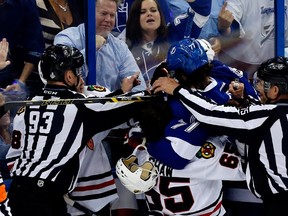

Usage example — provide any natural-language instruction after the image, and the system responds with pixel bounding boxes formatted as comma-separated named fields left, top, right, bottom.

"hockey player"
left=66, top=75, right=141, bottom=216
left=118, top=38, right=259, bottom=215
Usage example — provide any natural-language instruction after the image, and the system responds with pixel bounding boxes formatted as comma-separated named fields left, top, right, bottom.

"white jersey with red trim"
left=67, top=131, right=118, bottom=215
left=146, top=136, right=245, bottom=216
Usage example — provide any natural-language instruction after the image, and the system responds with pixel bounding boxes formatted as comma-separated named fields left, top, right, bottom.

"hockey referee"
left=3, top=44, right=144, bottom=216
left=152, top=56, right=288, bottom=216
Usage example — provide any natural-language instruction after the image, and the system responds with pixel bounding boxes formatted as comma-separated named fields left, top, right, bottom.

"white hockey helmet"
left=196, top=39, right=215, bottom=62
left=116, top=145, right=158, bottom=194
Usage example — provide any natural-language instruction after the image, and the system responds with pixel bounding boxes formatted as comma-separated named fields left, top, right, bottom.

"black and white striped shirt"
left=10, top=85, right=139, bottom=193
left=174, top=86, right=288, bottom=200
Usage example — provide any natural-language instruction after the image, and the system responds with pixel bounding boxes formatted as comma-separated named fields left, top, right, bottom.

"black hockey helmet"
left=39, top=44, right=84, bottom=82
left=257, top=56, right=288, bottom=93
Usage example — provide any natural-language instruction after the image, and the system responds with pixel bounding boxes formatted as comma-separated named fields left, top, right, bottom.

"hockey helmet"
left=116, top=145, right=158, bottom=194
left=166, top=38, right=209, bottom=76
left=256, top=56, right=288, bottom=93
left=39, top=44, right=84, bottom=82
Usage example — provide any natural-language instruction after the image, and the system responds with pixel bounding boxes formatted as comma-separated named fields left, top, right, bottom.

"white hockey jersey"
left=146, top=136, right=245, bottom=216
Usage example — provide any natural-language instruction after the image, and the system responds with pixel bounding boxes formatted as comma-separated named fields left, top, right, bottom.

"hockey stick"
left=64, top=195, right=99, bottom=216
left=3, top=94, right=162, bottom=110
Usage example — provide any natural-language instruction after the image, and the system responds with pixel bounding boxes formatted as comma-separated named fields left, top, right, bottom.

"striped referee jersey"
left=9, top=85, right=140, bottom=193
left=173, top=86, right=288, bottom=200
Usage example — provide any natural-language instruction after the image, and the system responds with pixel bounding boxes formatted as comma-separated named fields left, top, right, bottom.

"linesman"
left=5, top=44, right=143, bottom=216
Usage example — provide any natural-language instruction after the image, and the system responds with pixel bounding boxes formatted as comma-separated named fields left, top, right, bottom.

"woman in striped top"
left=36, top=0, right=84, bottom=48
left=27, top=0, right=84, bottom=96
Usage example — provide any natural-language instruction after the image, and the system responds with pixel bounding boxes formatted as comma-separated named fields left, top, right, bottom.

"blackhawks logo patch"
left=196, top=142, right=216, bottom=159
left=87, top=85, right=106, bottom=92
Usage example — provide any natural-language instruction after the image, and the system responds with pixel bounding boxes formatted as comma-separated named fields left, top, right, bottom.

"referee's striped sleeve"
left=174, top=86, right=276, bottom=131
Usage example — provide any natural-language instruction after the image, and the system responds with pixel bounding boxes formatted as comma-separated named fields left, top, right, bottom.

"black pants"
left=8, top=176, right=69, bottom=216
left=263, top=192, right=288, bottom=216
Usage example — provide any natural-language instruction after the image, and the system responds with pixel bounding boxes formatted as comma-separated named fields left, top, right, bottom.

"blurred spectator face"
left=95, top=0, right=117, bottom=38
left=140, top=0, right=161, bottom=34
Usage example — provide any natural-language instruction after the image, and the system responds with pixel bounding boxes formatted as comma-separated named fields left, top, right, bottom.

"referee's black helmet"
left=257, top=56, right=288, bottom=94
left=39, top=44, right=84, bottom=82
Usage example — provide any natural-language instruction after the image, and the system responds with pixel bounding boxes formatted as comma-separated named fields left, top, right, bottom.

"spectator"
left=28, top=0, right=85, bottom=96
left=198, top=0, right=225, bottom=56
left=217, top=0, right=288, bottom=79
left=5, top=44, right=143, bottom=216
left=113, top=0, right=190, bottom=39
left=125, top=0, right=211, bottom=88
left=125, top=0, right=169, bottom=87
left=54, top=0, right=147, bottom=93
left=0, top=38, right=11, bottom=71
left=166, top=0, right=189, bottom=17
left=36, top=0, right=84, bottom=48
left=152, top=56, right=288, bottom=216
left=0, top=0, right=45, bottom=97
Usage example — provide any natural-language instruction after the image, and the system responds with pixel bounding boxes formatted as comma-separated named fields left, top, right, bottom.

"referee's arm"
left=173, top=86, right=275, bottom=132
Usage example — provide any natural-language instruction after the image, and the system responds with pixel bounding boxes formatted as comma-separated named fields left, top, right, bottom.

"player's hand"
left=229, top=80, right=244, bottom=99
left=96, top=35, right=106, bottom=50
left=151, top=77, right=179, bottom=95
left=0, top=38, right=11, bottom=70
left=121, top=72, right=141, bottom=93
left=218, top=2, right=234, bottom=35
